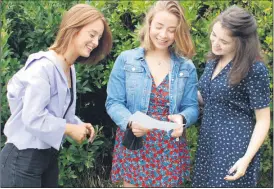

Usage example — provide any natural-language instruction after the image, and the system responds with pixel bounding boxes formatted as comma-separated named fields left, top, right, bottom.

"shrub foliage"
left=1, top=0, right=272, bottom=187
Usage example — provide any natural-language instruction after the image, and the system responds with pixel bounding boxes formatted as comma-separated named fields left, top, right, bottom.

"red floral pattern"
left=111, top=75, right=190, bottom=187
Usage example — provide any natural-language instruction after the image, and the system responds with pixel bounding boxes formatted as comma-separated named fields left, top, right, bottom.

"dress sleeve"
left=245, top=62, right=270, bottom=109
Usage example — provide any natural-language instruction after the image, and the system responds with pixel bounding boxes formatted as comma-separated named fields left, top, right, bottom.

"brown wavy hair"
left=207, top=5, right=263, bottom=85
left=139, top=0, right=195, bottom=59
left=49, top=4, right=112, bottom=65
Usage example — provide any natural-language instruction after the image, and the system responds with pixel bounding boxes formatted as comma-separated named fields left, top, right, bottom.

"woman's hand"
left=224, top=156, right=251, bottom=181
left=131, top=122, right=149, bottom=137
left=65, top=123, right=95, bottom=144
left=198, top=90, right=204, bottom=106
left=168, top=114, right=184, bottom=138
left=85, top=123, right=96, bottom=143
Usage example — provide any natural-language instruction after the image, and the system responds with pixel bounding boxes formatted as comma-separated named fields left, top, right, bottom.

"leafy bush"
left=1, top=0, right=272, bottom=187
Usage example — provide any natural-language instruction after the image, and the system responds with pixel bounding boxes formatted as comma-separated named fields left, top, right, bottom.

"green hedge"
left=1, top=0, right=272, bottom=187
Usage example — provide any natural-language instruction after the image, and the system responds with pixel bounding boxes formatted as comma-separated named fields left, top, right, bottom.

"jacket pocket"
left=124, top=64, right=144, bottom=90
left=177, top=69, right=189, bottom=93
left=124, top=64, right=145, bottom=109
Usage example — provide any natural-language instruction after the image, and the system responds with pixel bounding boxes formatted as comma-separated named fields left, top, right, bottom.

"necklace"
left=157, top=60, right=168, bottom=66
left=62, top=56, right=72, bottom=66
left=60, top=55, right=72, bottom=87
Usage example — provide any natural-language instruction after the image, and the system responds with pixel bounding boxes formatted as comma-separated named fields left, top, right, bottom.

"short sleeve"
left=245, top=62, right=270, bottom=109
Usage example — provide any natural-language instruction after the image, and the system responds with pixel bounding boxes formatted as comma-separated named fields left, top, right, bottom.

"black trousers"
left=0, top=143, right=59, bottom=187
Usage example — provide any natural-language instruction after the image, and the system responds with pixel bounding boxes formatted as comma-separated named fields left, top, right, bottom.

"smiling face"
left=149, top=11, right=178, bottom=51
left=72, top=19, right=104, bottom=58
left=210, top=21, right=236, bottom=58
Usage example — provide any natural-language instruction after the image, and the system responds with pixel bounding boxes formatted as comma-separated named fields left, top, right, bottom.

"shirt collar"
left=134, top=47, right=183, bottom=64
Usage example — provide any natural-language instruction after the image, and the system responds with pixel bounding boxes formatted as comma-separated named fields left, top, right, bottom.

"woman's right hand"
left=198, top=91, right=204, bottom=106
left=131, top=122, right=149, bottom=137
left=65, top=123, right=94, bottom=144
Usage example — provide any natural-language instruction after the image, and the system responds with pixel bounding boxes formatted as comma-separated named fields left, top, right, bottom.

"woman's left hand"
left=168, top=114, right=184, bottom=138
left=131, top=122, right=149, bottom=137
left=224, top=156, right=251, bottom=181
left=84, top=123, right=96, bottom=143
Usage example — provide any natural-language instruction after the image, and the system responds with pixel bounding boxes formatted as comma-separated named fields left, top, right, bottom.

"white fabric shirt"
left=4, top=50, right=83, bottom=150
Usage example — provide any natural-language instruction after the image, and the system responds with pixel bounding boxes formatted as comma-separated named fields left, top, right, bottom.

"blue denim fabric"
left=106, top=47, right=199, bottom=131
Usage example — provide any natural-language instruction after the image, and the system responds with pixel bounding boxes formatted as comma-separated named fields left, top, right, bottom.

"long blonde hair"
left=139, top=1, right=195, bottom=59
left=49, top=4, right=112, bottom=64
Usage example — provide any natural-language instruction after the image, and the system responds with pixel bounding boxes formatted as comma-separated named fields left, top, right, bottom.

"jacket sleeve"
left=179, top=63, right=199, bottom=127
left=105, top=53, right=132, bottom=131
left=73, top=116, right=84, bottom=125
left=21, top=59, right=66, bottom=150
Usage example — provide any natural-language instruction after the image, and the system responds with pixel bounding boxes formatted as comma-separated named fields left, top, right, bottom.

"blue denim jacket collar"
left=133, top=47, right=184, bottom=96
left=135, top=47, right=182, bottom=61
left=134, top=47, right=183, bottom=71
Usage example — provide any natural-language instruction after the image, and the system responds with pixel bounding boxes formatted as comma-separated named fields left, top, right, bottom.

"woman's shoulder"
left=174, top=54, right=196, bottom=70
left=244, top=61, right=269, bottom=83
left=115, top=47, right=144, bottom=67
left=205, top=59, right=217, bottom=66
left=22, top=51, right=61, bottom=79
left=201, top=59, right=216, bottom=70
left=247, top=61, right=268, bottom=77
left=24, top=51, right=57, bottom=70
left=119, top=47, right=144, bottom=58
left=250, top=61, right=268, bottom=72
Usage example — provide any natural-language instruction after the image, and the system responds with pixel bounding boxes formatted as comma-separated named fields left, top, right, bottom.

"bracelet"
left=181, top=115, right=186, bottom=126
left=127, top=121, right=132, bottom=129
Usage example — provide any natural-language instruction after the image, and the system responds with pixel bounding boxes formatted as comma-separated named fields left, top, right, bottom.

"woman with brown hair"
left=0, top=4, right=112, bottom=187
left=106, top=0, right=198, bottom=187
left=193, top=5, right=270, bottom=187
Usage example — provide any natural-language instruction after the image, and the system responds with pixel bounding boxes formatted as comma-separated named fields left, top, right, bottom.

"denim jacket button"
left=132, top=67, right=136, bottom=71
left=179, top=72, right=183, bottom=76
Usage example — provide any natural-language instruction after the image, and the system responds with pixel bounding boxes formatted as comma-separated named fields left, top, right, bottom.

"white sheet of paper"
left=129, top=111, right=179, bottom=132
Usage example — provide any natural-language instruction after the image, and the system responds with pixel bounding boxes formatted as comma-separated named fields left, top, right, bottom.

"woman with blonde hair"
left=106, top=0, right=198, bottom=187
left=0, top=4, right=112, bottom=187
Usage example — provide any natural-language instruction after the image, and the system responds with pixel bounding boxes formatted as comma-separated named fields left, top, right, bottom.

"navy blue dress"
left=192, top=60, right=270, bottom=187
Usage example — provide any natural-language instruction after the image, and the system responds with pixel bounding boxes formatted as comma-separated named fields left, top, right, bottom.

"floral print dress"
left=111, top=74, right=190, bottom=187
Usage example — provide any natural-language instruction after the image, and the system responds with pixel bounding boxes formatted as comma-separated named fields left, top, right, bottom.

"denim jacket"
left=106, top=47, right=199, bottom=131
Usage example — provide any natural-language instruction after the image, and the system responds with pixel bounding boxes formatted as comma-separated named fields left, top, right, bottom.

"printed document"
left=129, top=111, right=181, bottom=132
